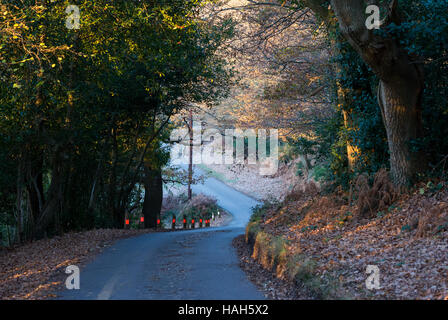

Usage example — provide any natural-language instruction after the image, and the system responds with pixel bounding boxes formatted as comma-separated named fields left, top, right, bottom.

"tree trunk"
left=16, top=163, right=25, bottom=243
left=377, top=79, right=424, bottom=186
left=142, top=166, right=163, bottom=228
left=26, top=156, right=44, bottom=224
left=328, top=0, right=425, bottom=185
left=188, top=110, right=193, bottom=200
left=113, top=207, right=126, bottom=229
left=31, top=146, right=69, bottom=238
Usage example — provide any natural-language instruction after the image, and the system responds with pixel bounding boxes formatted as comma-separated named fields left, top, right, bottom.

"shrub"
left=181, top=194, right=219, bottom=221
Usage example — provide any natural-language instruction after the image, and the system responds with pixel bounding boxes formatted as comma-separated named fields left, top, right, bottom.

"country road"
left=57, top=167, right=264, bottom=300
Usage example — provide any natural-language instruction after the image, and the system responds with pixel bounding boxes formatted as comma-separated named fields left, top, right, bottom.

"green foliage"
left=295, top=161, right=304, bottom=177
left=282, top=137, right=316, bottom=160
left=312, top=108, right=350, bottom=187
left=333, top=36, right=388, bottom=177
left=250, top=200, right=278, bottom=223
left=385, top=1, right=448, bottom=175
left=311, top=165, right=331, bottom=182
left=0, top=0, right=234, bottom=244
left=305, top=0, right=448, bottom=188
left=181, top=194, right=219, bottom=221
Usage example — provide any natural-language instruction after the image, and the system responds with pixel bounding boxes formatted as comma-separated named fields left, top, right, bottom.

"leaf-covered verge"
left=243, top=175, right=448, bottom=300
left=0, top=229, right=153, bottom=299
left=232, top=234, right=312, bottom=300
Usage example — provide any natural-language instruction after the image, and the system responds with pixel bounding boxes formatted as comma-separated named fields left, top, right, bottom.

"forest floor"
left=239, top=179, right=448, bottom=300
left=0, top=229, right=153, bottom=299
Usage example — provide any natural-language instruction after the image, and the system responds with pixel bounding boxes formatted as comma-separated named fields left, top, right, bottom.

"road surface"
left=57, top=167, right=264, bottom=300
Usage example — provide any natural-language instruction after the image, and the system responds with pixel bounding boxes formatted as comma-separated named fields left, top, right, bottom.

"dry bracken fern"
left=355, top=169, right=397, bottom=218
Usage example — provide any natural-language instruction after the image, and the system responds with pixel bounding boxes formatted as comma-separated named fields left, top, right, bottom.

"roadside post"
left=124, top=211, right=130, bottom=229
left=125, top=217, right=130, bottom=229
left=140, top=216, right=144, bottom=229
left=156, top=218, right=160, bottom=229
left=183, top=215, right=187, bottom=229
left=191, top=218, right=195, bottom=229
left=172, top=215, right=176, bottom=230
left=199, top=218, right=203, bottom=228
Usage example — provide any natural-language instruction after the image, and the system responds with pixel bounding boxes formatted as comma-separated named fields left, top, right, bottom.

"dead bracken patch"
left=415, top=200, right=448, bottom=238
left=355, top=169, right=398, bottom=219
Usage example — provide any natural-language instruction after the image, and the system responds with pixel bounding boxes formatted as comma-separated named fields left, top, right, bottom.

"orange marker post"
left=172, top=215, right=176, bottom=230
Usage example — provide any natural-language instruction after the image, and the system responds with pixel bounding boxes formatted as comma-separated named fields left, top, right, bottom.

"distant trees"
left=0, top=0, right=233, bottom=243
left=213, top=0, right=333, bottom=144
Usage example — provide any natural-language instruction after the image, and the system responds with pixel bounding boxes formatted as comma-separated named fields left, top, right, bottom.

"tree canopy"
left=0, top=0, right=233, bottom=242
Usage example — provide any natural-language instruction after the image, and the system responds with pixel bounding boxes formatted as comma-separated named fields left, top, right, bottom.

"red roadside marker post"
left=156, top=218, right=161, bottom=229
left=191, top=218, right=195, bottom=229
left=183, top=215, right=187, bottom=229
left=172, top=215, right=176, bottom=230
left=140, top=216, right=144, bottom=229
left=124, top=211, right=130, bottom=229
left=199, top=218, right=203, bottom=228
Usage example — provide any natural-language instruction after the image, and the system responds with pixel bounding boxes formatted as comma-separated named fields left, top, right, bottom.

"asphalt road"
left=57, top=167, right=264, bottom=300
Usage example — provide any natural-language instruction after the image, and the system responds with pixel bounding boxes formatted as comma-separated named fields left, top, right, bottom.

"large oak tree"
left=301, top=0, right=425, bottom=186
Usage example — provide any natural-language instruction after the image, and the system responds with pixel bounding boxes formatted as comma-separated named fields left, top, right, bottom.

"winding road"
left=57, top=167, right=264, bottom=300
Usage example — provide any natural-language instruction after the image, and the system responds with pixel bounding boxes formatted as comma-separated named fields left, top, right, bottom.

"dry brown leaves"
left=255, top=178, right=448, bottom=299
left=0, top=229, right=152, bottom=300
